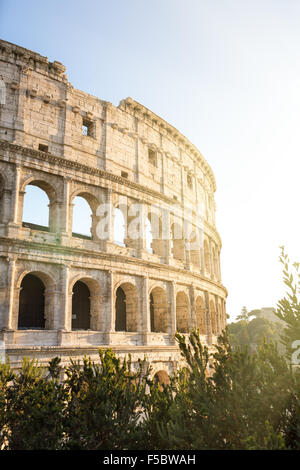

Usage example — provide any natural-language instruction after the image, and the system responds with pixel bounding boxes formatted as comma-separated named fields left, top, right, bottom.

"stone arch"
left=17, top=270, right=55, bottom=330
left=21, top=178, right=58, bottom=231
left=69, top=275, right=102, bottom=330
left=70, top=190, right=100, bottom=239
left=115, top=282, right=139, bottom=332
left=210, top=299, right=217, bottom=336
left=176, top=291, right=190, bottom=333
left=195, top=296, right=206, bottom=335
left=150, top=286, right=168, bottom=333
left=153, top=369, right=170, bottom=387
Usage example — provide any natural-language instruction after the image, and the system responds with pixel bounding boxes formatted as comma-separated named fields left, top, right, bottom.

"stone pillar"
left=162, top=208, right=171, bottom=264
left=134, top=117, right=140, bottom=183
left=204, top=290, right=212, bottom=346
left=3, top=256, right=16, bottom=331
left=104, top=270, right=114, bottom=342
left=6, top=165, right=21, bottom=238
left=13, top=66, right=29, bottom=146
left=59, top=177, right=71, bottom=243
left=62, top=83, right=74, bottom=159
left=1, top=189, right=12, bottom=224
left=190, top=285, right=197, bottom=330
left=137, top=202, right=147, bottom=256
left=215, top=295, right=220, bottom=335
left=142, top=275, right=151, bottom=344
left=160, top=148, right=165, bottom=194
left=169, top=281, right=176, bottom=343
left=60, top=264, right=71, bottom=331
left=48, top=288, right=63, bottom=330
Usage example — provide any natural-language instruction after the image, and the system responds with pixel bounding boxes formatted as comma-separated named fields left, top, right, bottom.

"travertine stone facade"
left=0, top=39, right=227, bottom=378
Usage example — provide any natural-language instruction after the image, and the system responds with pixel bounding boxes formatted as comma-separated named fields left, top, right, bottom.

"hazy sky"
left=1, top=0, right=299, bottom=321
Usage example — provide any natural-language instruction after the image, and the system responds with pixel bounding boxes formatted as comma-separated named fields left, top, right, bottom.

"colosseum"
left=0, top=39, right=227, bottom=379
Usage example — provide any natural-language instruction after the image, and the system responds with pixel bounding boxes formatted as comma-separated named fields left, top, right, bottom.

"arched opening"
left=210, top=300, right=217, bottom=336
left=115, top=283, right=139, bottom=332
left=114, top=207, right=126, bottom=246
left=154, top=370, right=170, bottom=388
left=176, top=291, right=190, bottom=333
left=115, top=286, right=126, bottom=331
left=195, top=296, right=206, bottom=335
left=22, top=184, right=50, bottom=231
left=72, top=280, right=91, bottom=330
left=18, top=273, right=45, bottom=329
left=150, top=287, right=168, bottom=333
left=72, top=196, right=92, bottom=239
left=171, top=222, right=185, bottom=261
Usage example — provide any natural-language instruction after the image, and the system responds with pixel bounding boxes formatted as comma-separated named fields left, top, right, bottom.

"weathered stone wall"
left=0, top=39, right=227, bottom=378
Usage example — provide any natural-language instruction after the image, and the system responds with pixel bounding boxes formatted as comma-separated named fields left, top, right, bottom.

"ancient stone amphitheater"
left=0, top=39, right=227, bottom=380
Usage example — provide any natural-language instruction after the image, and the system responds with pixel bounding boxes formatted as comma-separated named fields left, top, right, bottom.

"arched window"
left=150, top=287, right=168, bottom=333
left=154, top=370, right=170, bottom=388
left=72, top=281, right=91, bottom=330
left=115, top=283, right=139, bottom=332
left=22, top=185, right=50, bottom=231
left=72, top=196, right=92, bottom=239
left=18, top=274, right=45, bottom=329
left=115, top=286, right=126, bottom=331
left=114, top=207, right=126, bottom=246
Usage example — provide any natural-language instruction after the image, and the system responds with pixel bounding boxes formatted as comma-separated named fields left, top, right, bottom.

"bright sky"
left=1, top=0, right=299, bottom=321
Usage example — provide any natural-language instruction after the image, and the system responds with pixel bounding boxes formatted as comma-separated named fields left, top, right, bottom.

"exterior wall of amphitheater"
left=0, top=40, right=227, bottom=378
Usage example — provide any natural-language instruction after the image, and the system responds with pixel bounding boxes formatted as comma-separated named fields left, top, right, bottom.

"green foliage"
left=275, top=246, right=300, bottom=361
left=1, top=357, right=67, bottom=450
left=157, top=330, right=297, bottom=450
left=228, top=313, right=283, bottom=354
left=63, top=349, right=149, bottom=450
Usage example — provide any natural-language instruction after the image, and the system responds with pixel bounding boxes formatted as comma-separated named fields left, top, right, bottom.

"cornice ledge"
left=0, top=140, right=175, bottom=205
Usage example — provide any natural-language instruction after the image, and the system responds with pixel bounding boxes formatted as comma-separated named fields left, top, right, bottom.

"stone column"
left=204, top=290, right=212, bottom=346
left=59, top=177, right=72, bottom=244
left=190, top=285, right=197, bottom=330
left=1, top=189, right=12, bottom=225
left=13, top=66, right=29, bottom=146
left=162, top=208, right=171, bottom=264
left=60, top=264, right=71, bottom=331
left=62, top=83, right=74, bottom=159
left=3, top=256, right=17, bottom=331
left=104, top=270, right=114, bottom=343
left=6, top=165, right=21, bottom=238
left=137, top=202, right=147, bottom=256
left=169, top=281, right=176, bottom=343
left=215, top=295, right=220, bottom=335
left=142, top=275, right=151, bottom=344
